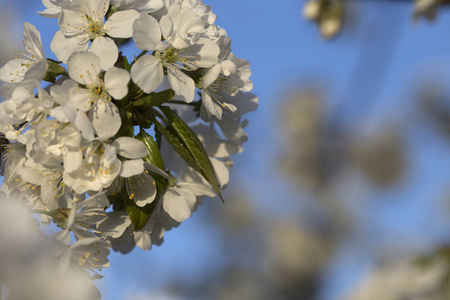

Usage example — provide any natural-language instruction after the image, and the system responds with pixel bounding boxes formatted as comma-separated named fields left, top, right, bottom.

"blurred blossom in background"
left=4, top=0, right=450, bottom=299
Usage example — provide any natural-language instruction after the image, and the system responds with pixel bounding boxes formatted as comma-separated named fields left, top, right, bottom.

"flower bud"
left=303, top=0, right=321, bottom=20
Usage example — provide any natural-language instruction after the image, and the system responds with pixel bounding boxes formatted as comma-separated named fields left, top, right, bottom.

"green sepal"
left=42, top=60, right=67, bottom=83
left=109, top=185, right=157, bottom=230
left=156, top=106, right=223, bottom=200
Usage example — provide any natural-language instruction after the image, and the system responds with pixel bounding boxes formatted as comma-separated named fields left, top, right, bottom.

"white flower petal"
left=59, top=7, right=88, bottom=35
left=159, top=15, right=173, bottom=41
left=222, top=91, right=259, bottom=117
left=203, top=63, right=221, bottom=88
left=180, top=40, right=219, bottom=69
left=104, top=67, right=130, bottom=100
left=23, top=22, right=45, bottom=60
left=133, top=13, right=166, bottom=51
left=49, top=106, right=70, bottom=123
left=73, top=110, right=95, bottom=140
left=16, top=167, right=42, bottom=186
left=24, top=60, right=47, bottom=82
left=144, top=162, right=169, bottom=179
left=177, top=182, right=216, bottom=197
left=134, top=231, right=152, bottom=251
left=140, top=0, right=164, bottom=11
left=210, top=157, right=229, bottom=187
left=174, top=187, right=196, bottom=211
left=105, top=10, right=140, bottom=38
left=62, top=147, right=82, bottom=173
left=120, top=159, right=145, bottom=178
left=163, top=188, right=192, bottom=222
left=0, top=59, right=29, bottom=83
left=82, top=0, right=110, bottom=21
left=67, top=88, right=92, bottom=112
left=129, top=174, right=157, bottom=207
left=50, top=79, right=78, bottom=105
left=38, top=0, right=61, bottom=18
left=88, top=36, right=118, bottom=71
left=112, top=137, right=147, bottom=158
left=201, top=89, right=222, bottom=120
left=50, top=30, right=89, bottom=63
left=89, top=100, right=121, bottom=139
left=67, top=52, right=101, bottom=85
left=97, top=212, right=132, bottom=238
left=130, top=55, right=164, bottom=93
left=167, top=66, right=195, bottom=103
left=221, top=60, right=236, bottom=76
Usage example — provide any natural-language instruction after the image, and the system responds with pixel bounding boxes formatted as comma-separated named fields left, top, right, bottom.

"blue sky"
left=4, top=0, right=450, bottom=299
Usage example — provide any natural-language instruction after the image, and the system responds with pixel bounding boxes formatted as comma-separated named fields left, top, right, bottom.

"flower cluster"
left=0, top=0, right=257, bottom=293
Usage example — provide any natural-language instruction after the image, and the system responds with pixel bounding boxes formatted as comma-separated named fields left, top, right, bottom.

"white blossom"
left=50, top=0, right=140, bottom=69
left=131, top=11, right=219, bottom=101
left=67, top=52, right=130, bottom=139
left=0, top=22, right=46, bottom=83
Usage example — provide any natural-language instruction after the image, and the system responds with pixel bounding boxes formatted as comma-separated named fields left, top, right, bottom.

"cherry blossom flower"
left=51, top=0, right=140, bottom=69
left=67, top=52, right=130, bottom=139
left=130, top=11, right=219, bottom=101
left=0, top=22, right=46, bottom=83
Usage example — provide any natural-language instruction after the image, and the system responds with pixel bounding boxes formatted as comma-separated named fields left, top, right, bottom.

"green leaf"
left=133, top=89, right=175, bottom=107
left=152, top=118, right=195, bottom=167
left=136, top=129, right=165, bottom=170
left=132, top=109, right=153, bottom=129
left=155, top=124, right=162, bottom=149
left=159, top=106, right=223, bottom=200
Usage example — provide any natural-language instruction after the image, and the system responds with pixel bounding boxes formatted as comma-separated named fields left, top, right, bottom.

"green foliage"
left=156, top=106, right=223, bottom=200
left=133, top=89, right=175, bottom=107
left=115, top=123, right=135, bottom=138
left=136, top=129, right=165, bottom=170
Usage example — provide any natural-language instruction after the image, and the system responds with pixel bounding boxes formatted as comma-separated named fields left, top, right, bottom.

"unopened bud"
left=303, top=0, right=321, bottom=20
left=320, top=18, right=341, bottom=39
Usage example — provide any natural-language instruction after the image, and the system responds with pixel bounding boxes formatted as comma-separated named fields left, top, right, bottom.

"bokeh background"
left=2, top=0, right=450, bottom=299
